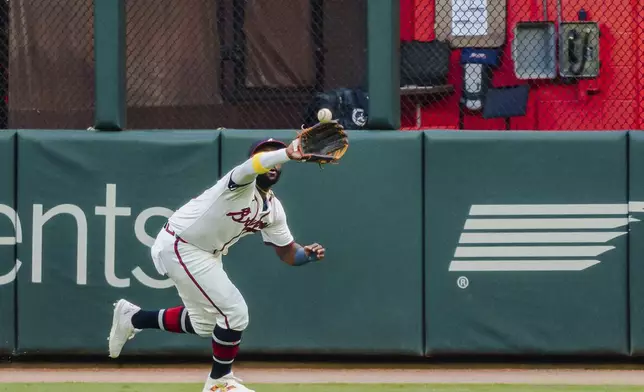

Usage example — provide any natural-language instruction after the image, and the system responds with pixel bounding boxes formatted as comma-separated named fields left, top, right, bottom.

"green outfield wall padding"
left=0, top=131, right=16, bottom=354
left=219, top=130, right=423, bottom=355
left=629, top=131, right=644, bottom=356
left=424, top=131, right=629, bottom=356
left=15, top=130, right=219, bottom=356
left=9, top=128, right=642, bottom=358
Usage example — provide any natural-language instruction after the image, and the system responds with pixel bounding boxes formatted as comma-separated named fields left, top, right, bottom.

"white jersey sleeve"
left=261, top=197, right=294, bottom=247
left=230, top=148, right=290, bottom=187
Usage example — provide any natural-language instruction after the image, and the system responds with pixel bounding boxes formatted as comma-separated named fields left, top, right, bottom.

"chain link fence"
left=8, top=0, right=94, bottom=129
left=401, top=0, right=635, bottom=130
left=1, top=0, right=365, bottom=131
left=126, top=0, right=367, bottom=130
left=4, top=1, right=639, bottom=132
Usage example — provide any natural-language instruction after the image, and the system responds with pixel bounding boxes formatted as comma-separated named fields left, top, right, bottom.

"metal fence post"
left=94, top=0, right=126, bottom=130
left=367, top=0, right=400, bottom=130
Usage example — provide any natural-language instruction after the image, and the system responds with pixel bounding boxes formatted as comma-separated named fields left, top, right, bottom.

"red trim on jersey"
left=174, top=239, right=230, bottom=329
left=163, top=306, right=184, bottom=333
left=164, top=223, right=187, bottom=243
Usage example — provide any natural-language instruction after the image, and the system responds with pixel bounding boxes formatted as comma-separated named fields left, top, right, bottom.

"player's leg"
left=107, top=229, right=252, bottom=391
left=108, top=228, right=198, bottom=358
left=165, top=240, right=252, bottom=392
left=108, top=298, right=198, bottom=359
left=132, top=302, right=197, bottom=333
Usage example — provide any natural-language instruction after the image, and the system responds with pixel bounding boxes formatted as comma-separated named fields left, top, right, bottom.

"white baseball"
left=317, top=108, right=333, bottom=122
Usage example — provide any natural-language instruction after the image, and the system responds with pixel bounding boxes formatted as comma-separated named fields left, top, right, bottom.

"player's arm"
left=272, top=242, right=325, bottom=266
left=261, top=198, right=324, bottom=266
left=229, top=140, right=308, bottom=187
left=229, top=148, right=291, bottom=186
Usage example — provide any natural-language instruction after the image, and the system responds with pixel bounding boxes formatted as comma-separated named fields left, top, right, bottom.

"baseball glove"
left=292, top=120, right=349, bottom=165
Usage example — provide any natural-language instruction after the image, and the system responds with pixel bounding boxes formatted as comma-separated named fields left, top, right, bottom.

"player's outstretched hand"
left=286, top=139, right=304, bottom=161
left=304, top=243, right=325, bottom=261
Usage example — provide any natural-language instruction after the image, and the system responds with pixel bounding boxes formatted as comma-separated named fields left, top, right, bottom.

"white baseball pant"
left=150, top=225, right=249, bottom=337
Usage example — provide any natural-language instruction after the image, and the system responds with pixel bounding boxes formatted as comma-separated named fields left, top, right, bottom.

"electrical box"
left=558, top=21, right=600, bottom=78
left=512, top=22, right=557, bottom=80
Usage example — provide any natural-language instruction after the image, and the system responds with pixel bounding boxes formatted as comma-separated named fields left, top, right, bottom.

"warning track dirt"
left=3, top=363, right=644, bottom=385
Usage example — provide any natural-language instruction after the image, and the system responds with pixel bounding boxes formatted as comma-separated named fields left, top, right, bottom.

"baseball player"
left=108, top=137, right=326, bottom=392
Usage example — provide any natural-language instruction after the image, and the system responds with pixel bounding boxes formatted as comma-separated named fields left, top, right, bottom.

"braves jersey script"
left=167, top=167, right=294, bottom=256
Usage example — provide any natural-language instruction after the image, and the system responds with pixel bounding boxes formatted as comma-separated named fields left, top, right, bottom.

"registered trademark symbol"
left=457, top=276, right=469, bottom=289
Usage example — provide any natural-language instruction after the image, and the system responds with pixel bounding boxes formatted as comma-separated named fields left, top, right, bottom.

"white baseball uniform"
left=150, top=150, right=293, bottom=336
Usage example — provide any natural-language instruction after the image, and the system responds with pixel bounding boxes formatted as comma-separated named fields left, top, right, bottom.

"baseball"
left=317, top=108, right=333, bottom=122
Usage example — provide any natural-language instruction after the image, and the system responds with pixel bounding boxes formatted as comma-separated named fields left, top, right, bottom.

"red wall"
left=400, top=0, right=641, bottom=130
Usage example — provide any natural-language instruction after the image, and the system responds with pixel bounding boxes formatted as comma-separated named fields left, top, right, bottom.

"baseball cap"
left=248, top=138, right=288, bottom=157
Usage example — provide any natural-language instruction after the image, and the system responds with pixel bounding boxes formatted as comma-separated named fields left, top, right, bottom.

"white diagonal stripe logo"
left=450, top=202, right=643, bottom=272
left=459, top=232, right=626, bottom=244
left=449, top=260, right=600, bottom=271
left=454, top=245, right=614, bottom=258
left=469, top=204, right=629, bottom=216
left=464, top=218, right=636, bottom=230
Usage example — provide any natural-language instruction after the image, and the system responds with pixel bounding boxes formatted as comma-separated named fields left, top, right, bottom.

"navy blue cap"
left=248, top=138, right=288, bottom=157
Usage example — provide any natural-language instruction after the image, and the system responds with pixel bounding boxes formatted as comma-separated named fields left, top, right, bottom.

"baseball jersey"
left=167, top=167, right=294, bottom=256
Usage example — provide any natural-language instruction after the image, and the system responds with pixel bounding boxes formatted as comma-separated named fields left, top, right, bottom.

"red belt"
left=164, top=223, right=187, bottom=243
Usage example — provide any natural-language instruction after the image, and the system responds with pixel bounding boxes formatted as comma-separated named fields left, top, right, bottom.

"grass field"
left=2, top=385, right=644, bottom=392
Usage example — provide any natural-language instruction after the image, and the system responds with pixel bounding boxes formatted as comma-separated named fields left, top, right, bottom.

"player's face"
left=255, top=146, right=283, bottom=190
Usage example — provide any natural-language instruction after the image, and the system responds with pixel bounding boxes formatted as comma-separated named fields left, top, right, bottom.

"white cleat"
left=203, top=373, right=255, bottom=392
left=108, top=299, right=141, bottom=358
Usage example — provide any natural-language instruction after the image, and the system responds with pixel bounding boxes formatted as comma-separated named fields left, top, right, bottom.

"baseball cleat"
left=108, top=299, right=141, bottom=358
left=203, top=373, right=255, bottom=392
